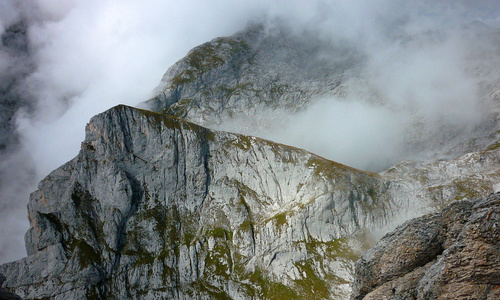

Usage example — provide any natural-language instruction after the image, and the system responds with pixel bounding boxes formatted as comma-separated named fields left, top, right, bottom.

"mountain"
left=143, top=22, right=500, bottom=170
left=143, top=23, right=360, bottom=128
left=0, top=104, right=497, bottom=299
left=0, top=23, right=499, bottom=299
left=0, top=105, right=391, bottom=299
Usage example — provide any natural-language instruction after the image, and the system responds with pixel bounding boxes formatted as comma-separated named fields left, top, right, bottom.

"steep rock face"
left=0, top=105, right=394, bottom=299
left=351, top=192, right=500, bottom=300
left=0, top=105, right=497, bottom=299
left=144, top=23, right=359, bottom=127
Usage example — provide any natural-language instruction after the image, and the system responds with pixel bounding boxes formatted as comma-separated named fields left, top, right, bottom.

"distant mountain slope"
left=144, top=23, right=360, bottom=127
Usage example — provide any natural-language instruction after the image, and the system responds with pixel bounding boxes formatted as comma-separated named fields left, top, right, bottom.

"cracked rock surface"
left=351, top=192, right=500, bottom=300
left=0, top=105, right=392, bottom=299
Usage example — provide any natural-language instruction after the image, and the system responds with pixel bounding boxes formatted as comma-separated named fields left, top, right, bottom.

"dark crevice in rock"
left=98, top=172, right=143, bottom=296
left=0, top=273, right=22, bottom=299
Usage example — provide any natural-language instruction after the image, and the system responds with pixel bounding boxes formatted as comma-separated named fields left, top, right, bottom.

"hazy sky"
left=0, top=0, right=499, bottom=263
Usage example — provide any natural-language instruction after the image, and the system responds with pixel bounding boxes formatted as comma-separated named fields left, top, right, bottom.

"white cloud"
left=0, top=0, right=498, bottom=263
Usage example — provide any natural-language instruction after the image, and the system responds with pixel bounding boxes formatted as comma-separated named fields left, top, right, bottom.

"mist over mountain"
left=0, top=1, right=499, bottom=298
left=0, top=0, right=264, bottom=263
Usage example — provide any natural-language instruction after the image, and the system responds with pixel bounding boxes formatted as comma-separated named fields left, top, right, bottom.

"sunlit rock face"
left=351, top=192, right=500, bottom=300
left=0, top=105, right=396, bottom=299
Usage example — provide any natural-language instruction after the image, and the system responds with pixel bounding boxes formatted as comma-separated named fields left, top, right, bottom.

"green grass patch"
left=272, top=212, right=288, bottom=228
left=485, top=141, right=500, bottom=151
left=294, top=260, right=329, bottom=299
left=208, top=227, right=233, bottom=240
left=246, top=268, right=299, bottom=299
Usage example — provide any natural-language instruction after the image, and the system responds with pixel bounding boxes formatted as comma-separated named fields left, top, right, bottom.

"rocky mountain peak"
left=144, top=23, right=359, bottom=127
left=0, top=105, right=394, bottom=299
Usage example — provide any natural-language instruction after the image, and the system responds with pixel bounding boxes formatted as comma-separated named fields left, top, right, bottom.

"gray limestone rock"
left=0, top=273, right=22, bottom=299
left=143, top=23, right=360, bottom=128
left=0, top=103, right=498, bottom=299
left=0, top=105, right=393, bottom=299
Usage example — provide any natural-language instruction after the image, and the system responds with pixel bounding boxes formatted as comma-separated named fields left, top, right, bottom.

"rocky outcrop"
left=351, top=192, right=500, bottom=300
left=0, top=105, right=395, bottom=299
left=0, top=103, right=498, bottom=299
left=0, top=104, right=498, bottom=299
left=144, top=23, right=360, bottom=127
left=0, top=274, right=21, bottom=300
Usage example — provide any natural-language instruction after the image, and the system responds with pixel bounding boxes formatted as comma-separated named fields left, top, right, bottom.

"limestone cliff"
left=0, top=103, right=498, bottom=299
left=0, top=105, right=393, bottom=299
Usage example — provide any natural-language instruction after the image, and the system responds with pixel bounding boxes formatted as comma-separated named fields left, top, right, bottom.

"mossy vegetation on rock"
left=0, top=105, right=395, bottom=299
left=145, top=23, right=355, bottom=124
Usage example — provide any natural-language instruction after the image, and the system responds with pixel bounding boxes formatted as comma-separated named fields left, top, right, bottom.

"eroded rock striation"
left=351, top=192, right=500, bottom=300
left=0, top=105, right=395, bottom=299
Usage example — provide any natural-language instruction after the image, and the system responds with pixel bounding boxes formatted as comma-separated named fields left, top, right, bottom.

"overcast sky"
left=0, top=0, right=499, bottom=263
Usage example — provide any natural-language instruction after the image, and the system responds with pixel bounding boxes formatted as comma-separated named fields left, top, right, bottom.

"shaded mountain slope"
left=144, top=23, right=360, bottom=127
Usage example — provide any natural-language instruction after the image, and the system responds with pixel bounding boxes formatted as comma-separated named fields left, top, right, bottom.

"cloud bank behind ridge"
left=0, top=0, right=499, bottom=263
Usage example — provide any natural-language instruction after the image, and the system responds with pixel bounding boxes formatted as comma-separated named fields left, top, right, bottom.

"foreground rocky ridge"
left=351, top=192, right=500, bottom=299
